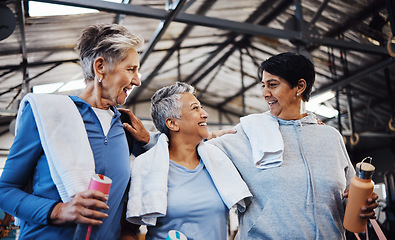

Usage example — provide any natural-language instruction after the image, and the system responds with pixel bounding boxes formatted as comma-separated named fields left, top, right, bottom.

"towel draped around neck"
left=126, top=133, right=252, bottom=226
left=16, top=93, right=95, bottom=202
left=240, top=111, right=283, bottom=169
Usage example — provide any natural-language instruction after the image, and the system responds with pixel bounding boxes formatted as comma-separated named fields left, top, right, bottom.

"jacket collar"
left=266, top=111, right=318, bottom=125
left=69, top=95, right=121, bottom=119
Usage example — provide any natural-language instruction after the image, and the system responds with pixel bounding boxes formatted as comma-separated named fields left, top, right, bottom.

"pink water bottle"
left=87, top=174, right=112, bottom=198
left=73, top=174, right=112, bottom=240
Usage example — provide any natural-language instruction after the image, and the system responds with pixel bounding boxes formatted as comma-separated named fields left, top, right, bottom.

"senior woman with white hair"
left=0, top=23, right=149, bottom=239
left=123, top=82, right=251, bottom=240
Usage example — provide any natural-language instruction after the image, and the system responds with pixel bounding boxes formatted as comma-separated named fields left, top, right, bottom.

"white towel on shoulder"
left=240, top=111, right=283, bottom=169
left=16, top=93, right=95, bottom=203
left=126, top=133, right=252, bottom=226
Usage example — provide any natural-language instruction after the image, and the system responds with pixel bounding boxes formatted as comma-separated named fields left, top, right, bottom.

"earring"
left=98, top=77, right=102, bottom=83
left=297, top=93, right=300, bottom=96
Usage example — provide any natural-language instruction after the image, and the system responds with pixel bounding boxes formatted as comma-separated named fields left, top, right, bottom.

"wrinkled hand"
left=49, top=190, right=109, bottom=225
left=118, top=108, right=150, bottom=144
left=207, top=128, right=237, bottom=140
left=343, top=189, right=379, bottom=219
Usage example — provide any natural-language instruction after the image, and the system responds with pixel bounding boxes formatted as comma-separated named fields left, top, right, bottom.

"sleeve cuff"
left=143, top=132, right=159, bottom=150
left=47, top=201, right=61, bottom=225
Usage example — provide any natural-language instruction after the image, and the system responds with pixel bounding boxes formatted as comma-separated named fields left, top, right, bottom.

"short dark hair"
left=258, top=52, right=315, bottom=101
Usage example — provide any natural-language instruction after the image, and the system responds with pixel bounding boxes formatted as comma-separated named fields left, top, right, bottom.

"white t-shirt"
left=92, top=107, right=114, bottom=136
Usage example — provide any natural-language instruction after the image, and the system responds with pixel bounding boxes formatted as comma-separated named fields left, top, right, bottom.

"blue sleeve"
left=130, top=131, right=160, bottom=156
left=0, top=103, right=58, bottom=225
left=120, top=110, right=160, bottom=157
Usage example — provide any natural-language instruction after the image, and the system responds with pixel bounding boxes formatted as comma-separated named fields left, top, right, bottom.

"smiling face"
left=175, top=92, right=209, bottom=141
left=101, top=48, right=141, bottom=106
left=261, top=70, right=303, bottom=120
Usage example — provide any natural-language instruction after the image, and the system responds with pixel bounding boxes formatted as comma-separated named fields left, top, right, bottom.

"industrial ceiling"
left=0, top=0, right=395, bottom=156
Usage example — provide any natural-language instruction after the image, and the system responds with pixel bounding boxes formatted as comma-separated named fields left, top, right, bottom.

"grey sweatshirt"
left=208, top=113, right=355, bottom=240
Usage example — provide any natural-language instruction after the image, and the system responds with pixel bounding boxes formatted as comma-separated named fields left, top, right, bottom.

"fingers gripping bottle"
left=73, top=174, right=112, bottom=240
left=343, top=157, right=375, bottom=233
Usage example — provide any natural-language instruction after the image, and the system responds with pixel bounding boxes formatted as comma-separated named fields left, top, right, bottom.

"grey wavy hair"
left=151, top=82, right=195, bottom=137
left=75, top=23, right=144, bottom=81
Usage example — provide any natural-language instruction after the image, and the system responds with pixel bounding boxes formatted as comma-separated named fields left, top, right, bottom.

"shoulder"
left=16, top=101, right=35, bottom=127
left=302, top=124, right=344, bottom=144
left=24, top=93, right=69, bottom=102
left=208, top=123, right=247, bottom=144
left=240, top=112, right=272, bottom=124
left=206, top=123, right=251, bottom=159
left=131, top=141, right=165, bottom=170
left=201, top=141, right=226, bottom=155
left=20, top=94, right=76, bottom=114
left=315, top=124, right=342, bottom=136
left=14, top=103, right=40, bottom=139
left=130, top=151, right=152, bottom=176
left=132, top=148, right=153, bottom=165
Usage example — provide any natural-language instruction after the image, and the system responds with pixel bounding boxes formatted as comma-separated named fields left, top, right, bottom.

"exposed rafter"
left=34, top=0, right=388, bottom=55
left=126, top=0, right=217, bottom=105
left=183, top=0, right=293, bottom=86
left=311, top=57, right=395, bottom=97
left=139, top=0, right=187, bottom=66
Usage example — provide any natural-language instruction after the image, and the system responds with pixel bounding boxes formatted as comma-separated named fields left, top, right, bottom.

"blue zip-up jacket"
left=0, top=95, right=143, bottom=239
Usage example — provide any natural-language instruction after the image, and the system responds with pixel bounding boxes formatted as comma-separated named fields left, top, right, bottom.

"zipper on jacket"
left=296, top=122, right=319, bottom=240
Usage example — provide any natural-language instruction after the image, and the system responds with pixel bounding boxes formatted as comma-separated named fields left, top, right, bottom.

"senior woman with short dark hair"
left=208, top=52, right=378, bottom=239
left=0, top=23, right=149, bottom=239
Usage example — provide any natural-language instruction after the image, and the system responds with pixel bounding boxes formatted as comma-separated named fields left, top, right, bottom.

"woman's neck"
left=299, top=100, right=307, bottom=118
left=277, top=100, right=307, bottom=120
left=168, top=136, right=200, bottom=170
left=79, top=81, right=110, bottom=110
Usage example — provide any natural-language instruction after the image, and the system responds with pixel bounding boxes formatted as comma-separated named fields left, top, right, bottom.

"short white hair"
left=151, top=82, right=195, bottom=137
left=75, top=24, right=144, bottom=81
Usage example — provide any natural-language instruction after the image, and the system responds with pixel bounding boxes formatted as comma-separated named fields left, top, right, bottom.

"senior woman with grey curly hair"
left=123, top=82, right=251, bottom=240
left=0, top=23, right=149, bottom=240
